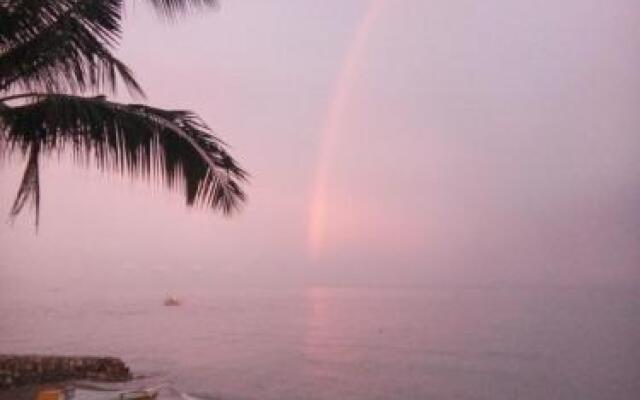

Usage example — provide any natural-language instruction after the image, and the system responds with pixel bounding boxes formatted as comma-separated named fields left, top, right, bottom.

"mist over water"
left=1, top=278, right=639, bottom=400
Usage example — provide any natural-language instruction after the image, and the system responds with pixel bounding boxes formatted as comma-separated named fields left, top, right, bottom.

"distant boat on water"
left=164, top=295, right=181, bottom=306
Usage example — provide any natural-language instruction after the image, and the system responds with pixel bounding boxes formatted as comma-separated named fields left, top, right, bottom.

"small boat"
left=119, top=389, right=159, bottom=400
left=163, top=295, right=181, bottom=306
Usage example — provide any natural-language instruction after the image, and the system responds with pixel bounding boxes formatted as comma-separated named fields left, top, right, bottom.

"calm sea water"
left=1, top=285, right=638, bottom=400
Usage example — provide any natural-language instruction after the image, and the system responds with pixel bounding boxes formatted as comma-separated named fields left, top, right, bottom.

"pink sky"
left=1, top=0, right=639, bottom=287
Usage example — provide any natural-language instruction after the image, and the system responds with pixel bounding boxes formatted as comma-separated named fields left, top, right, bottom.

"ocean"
left=1, top=285, right=638, bottom=400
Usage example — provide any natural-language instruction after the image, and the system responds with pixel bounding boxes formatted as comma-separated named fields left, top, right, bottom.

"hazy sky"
left=1, top=0, right=639, bottom=287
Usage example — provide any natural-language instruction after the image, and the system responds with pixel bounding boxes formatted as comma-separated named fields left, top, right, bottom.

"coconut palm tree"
left=0, top=0, right=247, bottom=226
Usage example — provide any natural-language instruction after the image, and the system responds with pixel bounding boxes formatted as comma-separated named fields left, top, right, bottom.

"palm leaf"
left=1, top=94, right=247, bottom=217
left=0, top=0, right=72, bottom=45
left=146, top=0, right=218, bottom=16
left=10, top=141, right=41, bottom=227
left=0, top=0, right=142, bottom=95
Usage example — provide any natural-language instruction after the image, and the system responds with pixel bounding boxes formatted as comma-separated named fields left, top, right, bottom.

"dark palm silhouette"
left=0, top=0, right=247, bottom=226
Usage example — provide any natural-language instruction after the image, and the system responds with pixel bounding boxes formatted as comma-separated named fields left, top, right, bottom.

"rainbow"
left=307, top=0, right=385, bottom=257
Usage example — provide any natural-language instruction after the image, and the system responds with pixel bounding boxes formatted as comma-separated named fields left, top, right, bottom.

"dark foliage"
left=0, top=0, right=246, bottom=225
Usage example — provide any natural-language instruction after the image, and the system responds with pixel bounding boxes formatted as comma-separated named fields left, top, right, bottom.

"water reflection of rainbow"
left=307, top=0, right=385, bottom=257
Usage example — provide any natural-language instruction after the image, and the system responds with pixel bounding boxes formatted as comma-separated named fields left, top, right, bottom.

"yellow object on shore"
left=34, top=389, right=63, bottom=400
left=34, top=386, right=74, bottom=400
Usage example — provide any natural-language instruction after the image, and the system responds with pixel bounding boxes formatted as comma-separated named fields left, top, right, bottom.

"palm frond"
left=10, top=141, right=41, bottom=227
left=1, top=94, right=247, bottom=217
left=146, top=0, right=218, bottom=17
left=0, top=0, right=72, bottom=46
left=0, top=0, right=142, bottom=95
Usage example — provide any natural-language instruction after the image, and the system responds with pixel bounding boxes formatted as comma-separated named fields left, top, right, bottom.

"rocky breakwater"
left=0, top=355, right=132, bottom=389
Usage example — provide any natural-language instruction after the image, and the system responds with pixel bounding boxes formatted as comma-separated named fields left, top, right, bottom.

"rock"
left=0, top=355, right=132, bottom=389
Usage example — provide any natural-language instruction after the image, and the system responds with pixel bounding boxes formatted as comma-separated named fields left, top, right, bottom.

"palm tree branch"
left=0, top=0, right=142, bottom=95
left=0, top=0, right=74, bottom=46
left=146, top=0, right=218, bottom=17
left=10, top=140, right=41, bottom=227
left=1, top=93, right=247, bottom=217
